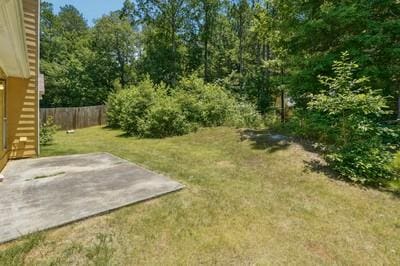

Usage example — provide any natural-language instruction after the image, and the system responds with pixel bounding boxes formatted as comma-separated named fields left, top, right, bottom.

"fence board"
left=40, top=105, right=107, bottom=130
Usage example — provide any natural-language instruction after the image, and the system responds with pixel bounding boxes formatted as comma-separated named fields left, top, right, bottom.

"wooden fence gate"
left=40, top=105, right=107, bottom=130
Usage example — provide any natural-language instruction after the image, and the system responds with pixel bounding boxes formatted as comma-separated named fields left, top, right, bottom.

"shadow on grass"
left=241, top=129, right=335, bottom=177
left=241, top=128, right=400, bottom=199
left=116, top=133, right=132, bottom=138
left=100, top=126, right=132, bottom=138
left=101, top=125, right=115, bottom=129
left=239, top=129, right=291, bottom=153
left=302, top=159, right=339, bottom=180
left=303, top=157, right=400, bottom=199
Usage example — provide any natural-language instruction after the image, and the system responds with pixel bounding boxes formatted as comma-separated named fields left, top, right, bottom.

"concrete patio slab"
left=0, top=153, right=184, bottom=243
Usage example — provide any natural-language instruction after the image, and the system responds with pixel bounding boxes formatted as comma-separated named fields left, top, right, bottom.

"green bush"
left=173, top=89, right=203, bottom=126
left=107, top=76, right=263, bottom=138
left=326, top=138, right=395, bottom=183
left=392, top=152, right=400, bottom=177
left=176, top=76, right=264, bottom=128
left=285, top=111, right=335, bottom=143
left=199, top=85, right=236, bottom=127
left=228, top=101, right=264, bottom=128
left=40, top=116, right=59, bottom=145
left=106, top=89, right=128, bottom=128
left=176, top=76, right=237, bottom=127
left=119, top=79, right=158, bottom=135
left=139, top=96, right=191, bottom=138
left=303, top=52, right=399, bottom=183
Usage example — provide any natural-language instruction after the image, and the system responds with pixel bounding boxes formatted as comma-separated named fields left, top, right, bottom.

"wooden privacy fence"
left=40, top=105, right=107, bottom=130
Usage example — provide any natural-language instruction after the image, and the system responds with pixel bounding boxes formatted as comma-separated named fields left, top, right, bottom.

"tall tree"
left=246, top=1, right=277, bottom=111
left=273, top=0, right=400, bottom=115
left=40, top=3, right=93, bottom=107
left=198, top=0, right=220, bottom=81
left=119, top=0, right=137, bottom=24
left=92, top=13, right=139, bottom=88
left=137, top=0, right=190, bottom=86
left=230, top=0, right=251, bottom=89
left=40, top=0, right=399, bottom=118
left=57, top=5, right=88, bottom=34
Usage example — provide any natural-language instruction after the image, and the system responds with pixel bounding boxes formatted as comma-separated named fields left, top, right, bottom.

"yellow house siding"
left=0, top=0, right=39, bottom=171
left=7, top=77, right=37, bottom=159
left=0, top=154, right=8, bottom=171
left=6, top=0, right=39, bottom=161
left=0, top=76, right=7, bottom=170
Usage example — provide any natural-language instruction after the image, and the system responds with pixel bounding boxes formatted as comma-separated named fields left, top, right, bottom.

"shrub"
left=228, top=101, right=264, bottom=128
left=40, top=116, right=59, bottom=145
left=176, top=76, right=263, bottom=128
left=106, top=90, right=128, bottom=128
left=138, top=96, right=191, bottom=138
left=196, top=84, right=236, bottom=126
left=285, top=111, right=335, bottom=143
left=392, top=152, right=400, bottom=177
left=325, top=138, right=395, bottom=183
left=176, top=76, right=237, bottom=127
left=173, top=89, right=203, bottom=126
left=118, top=79, right=158, bottom=135
left=305, top=52, right=399, bottom=183
left=107, top=76, right=263, bottom=138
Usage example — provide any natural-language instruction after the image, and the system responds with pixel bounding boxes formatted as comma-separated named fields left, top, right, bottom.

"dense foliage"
left=290, top=53, right=399, bottom=183
left=277, top=0, right=400, bottom=115
left=41, top=0, right=399, bottom=113
left=40, top=2, right=139, bottom=107
left=107, top=77, right=263, bottom=137
left=393, top=152, right=400, bottom=176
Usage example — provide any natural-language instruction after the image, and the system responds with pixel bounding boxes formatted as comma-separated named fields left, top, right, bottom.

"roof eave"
left=0, top=0, right=30, bottom=79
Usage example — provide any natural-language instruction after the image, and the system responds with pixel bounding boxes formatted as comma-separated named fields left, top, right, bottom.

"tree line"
left=40, top=0, right=399, bottom=118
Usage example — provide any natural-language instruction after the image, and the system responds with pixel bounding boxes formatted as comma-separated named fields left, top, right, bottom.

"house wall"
left=0, top=154, right=7, bottom=172
left=7, top=77, right=37, bottom=159
left=0, top=127, right=9, bottom=170
left=8, top=0, right=39, bottom=160
left=0, top=0, right=39, bottom=170
left=0, top=76, right=38, bottom=171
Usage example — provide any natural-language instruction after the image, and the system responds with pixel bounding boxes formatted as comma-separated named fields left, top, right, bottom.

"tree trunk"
left=204, top=37, right=209, bottom=81
left=281, top=90, right=285, bottom=123
left=172, top=22, right=177, bottom=86
left=280, top=67, right=285, bottom=123
left=171, top=5, right=178, bottom=86
left=204, top=3, right=210, bottom=82
left=398, top=96, right=400, bottom=120
left=239, top=23, right=244, bottom=88
left=238, top=9, right=244, bottom=89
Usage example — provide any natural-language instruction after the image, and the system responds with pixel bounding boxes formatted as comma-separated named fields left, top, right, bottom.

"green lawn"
left=1, top=126, right=400, bottom=265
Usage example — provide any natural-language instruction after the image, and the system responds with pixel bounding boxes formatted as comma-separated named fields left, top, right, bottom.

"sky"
left=47, top=0, right=126, bottom=25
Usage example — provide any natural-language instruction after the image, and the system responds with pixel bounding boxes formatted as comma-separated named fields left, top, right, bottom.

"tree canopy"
left=40, top=0, right=399, bottom=118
